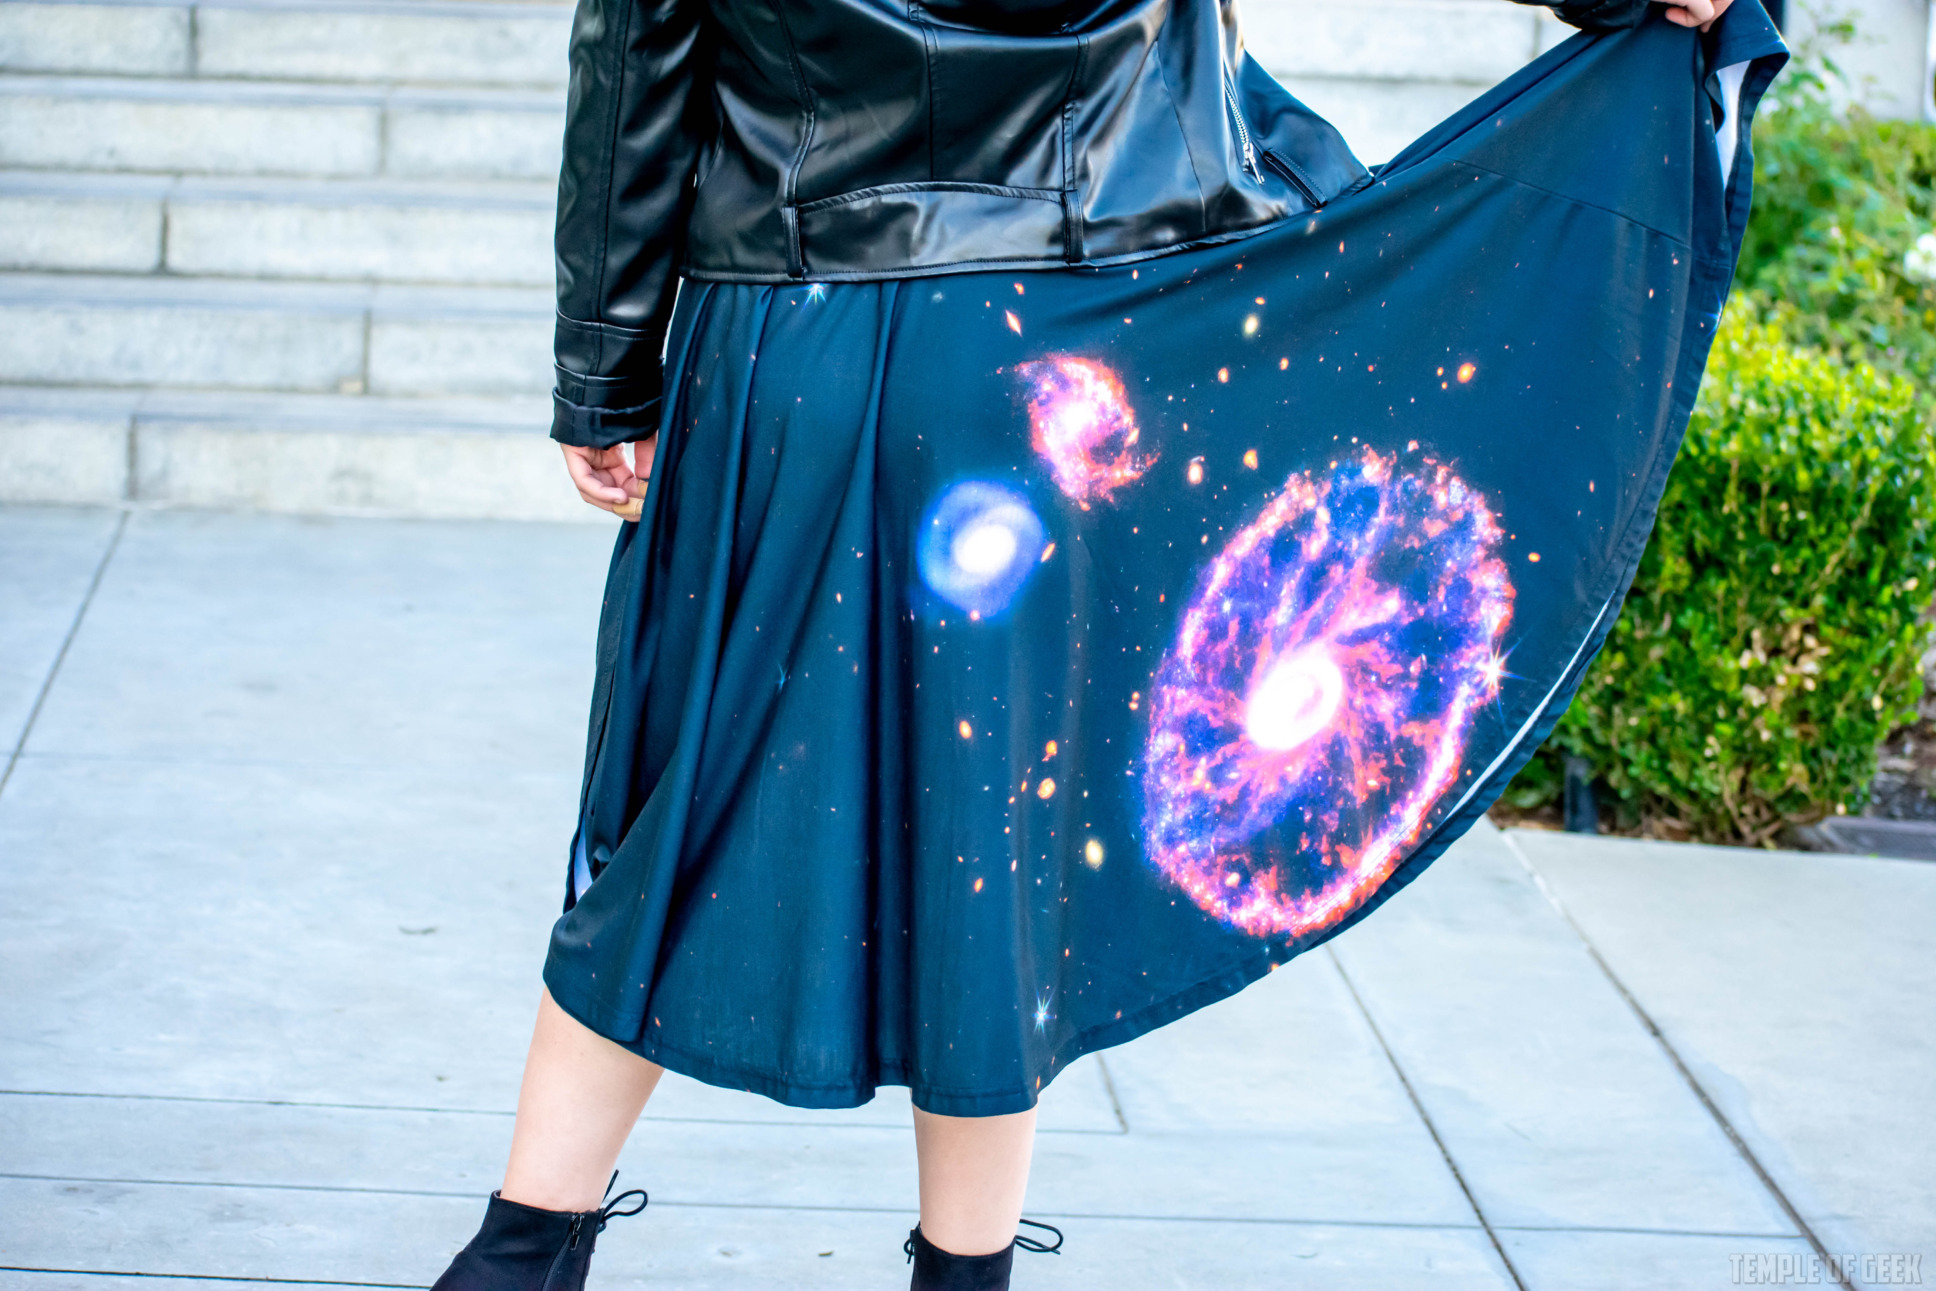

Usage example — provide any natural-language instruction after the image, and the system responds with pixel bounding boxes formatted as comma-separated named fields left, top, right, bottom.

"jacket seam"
left=587, top=0, right=639, bottom=367
left=555, top=389, right=663, bottom=416
left=770, top=0, right=818, bottom=277
left=556, top=311, right=651, bottom=339
left=1149, top=38, right=1209, bottom=234
left=1449, top=159, right=1693, bottom=249
left=1060, top=34, right=1088, bottom=263
left=913, top=3, right=938, bottom=184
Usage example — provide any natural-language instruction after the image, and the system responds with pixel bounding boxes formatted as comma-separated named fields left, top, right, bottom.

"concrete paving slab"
left=1084, top=948, right=1483, bottom=1225
left=0, top=1176, right=1514, bottom=1291
left=20, top=510, right=611, bottom=769
left=1024, top=1122, right=1477, bottom=1227
left=0, top=1092, right=517, bottom=1199
left=4, top=509, right=1909, bottom=1287
left=639, top=1055, right=1120, bottom=1134
left=1, top=1279, right=390, bottom=1291
left=0, top=755, right=565, bottom=1110
left=1509, top=829, right=1936, bottom=1266
left=1, top=989, right=1464, bottom=1225
left=1100, top=948, right=1429, bottom=1135
left=1328, top=820, right=1796, bottom=1238
left=1500, top=1228, right=1820, bottom=1291
left=0, top=1080, right=1111, bottom=1206
left=0, top=506, right=119, bottom=754
left=6, top=1109, right=1472, bottom=1238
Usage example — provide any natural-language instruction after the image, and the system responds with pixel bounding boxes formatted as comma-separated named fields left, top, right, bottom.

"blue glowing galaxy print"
left=917, top=480, right=1047, bottom=616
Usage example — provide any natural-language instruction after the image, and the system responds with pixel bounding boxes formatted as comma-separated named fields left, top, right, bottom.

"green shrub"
left=1736, top=56, right=1936, bottom=388
left=1505, top=305, right=1936, bottom=844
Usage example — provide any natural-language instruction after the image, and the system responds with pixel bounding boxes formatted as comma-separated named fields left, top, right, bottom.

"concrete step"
left=1248, top=0, right=1568, bottom=83
left=1254, top=2, right=1575, bottom=162
left=1275, top=76, right=1500, bottom=165
left=2, top=0, right=1556, bottom=93
left=0, top=0, right=573, bottom=88
left=0, top=0, right=1579, bottom=522
left=0, top=272, right=552, bottom=396
left=0, top=75, right=564, bottom=180
left=0, top=171, right=552, bottom=284
left=0, top=383, right=595, bottom=520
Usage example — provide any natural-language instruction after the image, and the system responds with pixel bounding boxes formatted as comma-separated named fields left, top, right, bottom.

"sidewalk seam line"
left=0, top=509, right=128, bottom=803
left=1497, top=827, right=1856, bottom=1291
left=1326, top=945, right=1529, bottom=1291
left=0, top=1087, right=1124, bottom=1134
left=0, top=1174, right=1492, bottom=1229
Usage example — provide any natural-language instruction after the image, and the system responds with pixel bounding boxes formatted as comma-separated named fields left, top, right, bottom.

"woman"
left=434, top=0, right=1779, bottom=1284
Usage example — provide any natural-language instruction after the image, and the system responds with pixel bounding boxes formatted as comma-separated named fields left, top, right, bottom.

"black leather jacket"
left=550, top=0, right=1650, bottom=446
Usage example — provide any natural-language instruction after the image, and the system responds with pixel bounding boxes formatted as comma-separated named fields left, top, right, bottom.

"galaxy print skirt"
left=545, top=8, right=1787, bottom=1115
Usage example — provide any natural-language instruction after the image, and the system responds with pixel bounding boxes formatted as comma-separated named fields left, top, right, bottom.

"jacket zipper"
left=1222, top=72, right=1259, bottom=180
left=1224, top=67, right=1327, bottom=208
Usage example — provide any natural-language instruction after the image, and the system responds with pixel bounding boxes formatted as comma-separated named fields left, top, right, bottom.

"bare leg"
left=500, top=988, right=664, bottom=1212
left=912, top=1106, right=1039, bottom=1256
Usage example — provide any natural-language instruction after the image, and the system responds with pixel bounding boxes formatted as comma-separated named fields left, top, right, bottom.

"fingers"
left=560, top=440, right=657, bottom=521
left=611, top=474, right=647, bottom=523
left=1663, top=0, right=1716, bottom=27
left=561, top=443, right=637, bottom=516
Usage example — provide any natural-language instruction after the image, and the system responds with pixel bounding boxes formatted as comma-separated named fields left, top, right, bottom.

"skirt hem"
left=543, top=948, right=1277, bottom=1118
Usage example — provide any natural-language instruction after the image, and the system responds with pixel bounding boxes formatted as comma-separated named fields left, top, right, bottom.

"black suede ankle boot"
left=432, top=1174, right=646, bottom=1291
left=905, top=1220, right=1063, bottom=1290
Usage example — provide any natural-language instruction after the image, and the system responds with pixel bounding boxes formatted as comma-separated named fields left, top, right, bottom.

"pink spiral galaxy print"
left=1141, top=446, right=1515, bottom=939
left=1017, top=356, right=1153, bottom=505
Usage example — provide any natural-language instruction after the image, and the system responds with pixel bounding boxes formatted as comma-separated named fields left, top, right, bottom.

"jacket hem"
left=678, top=208, right=1305, bottom=285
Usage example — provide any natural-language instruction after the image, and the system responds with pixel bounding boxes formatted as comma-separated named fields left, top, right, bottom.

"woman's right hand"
left=1662, top=0, right=1733, bottom=29
left=561, top=436, right=659, bottom=521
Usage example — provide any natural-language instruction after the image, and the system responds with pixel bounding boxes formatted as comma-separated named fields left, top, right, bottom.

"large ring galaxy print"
left=1141, top=446, right=1515, bottom=939
left=917, top=480, right=1047, bottom=617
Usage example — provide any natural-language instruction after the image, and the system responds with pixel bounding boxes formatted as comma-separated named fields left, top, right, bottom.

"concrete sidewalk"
left=1, top=504, right=1930, bottom=1291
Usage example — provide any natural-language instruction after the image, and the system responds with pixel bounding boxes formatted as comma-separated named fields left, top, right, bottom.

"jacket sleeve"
left=550, top=0, right=711, bottom=449
left=1513, top=0, right=1651, bottom=32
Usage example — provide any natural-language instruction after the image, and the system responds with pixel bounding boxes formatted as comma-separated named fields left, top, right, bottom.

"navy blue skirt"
left=545, top=8, right=1786, bottom=1115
